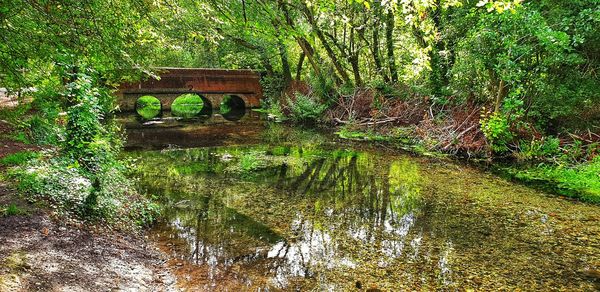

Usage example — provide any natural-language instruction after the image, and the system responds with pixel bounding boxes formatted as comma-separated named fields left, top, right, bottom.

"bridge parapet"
left=116, top=68, right=263, bottom=111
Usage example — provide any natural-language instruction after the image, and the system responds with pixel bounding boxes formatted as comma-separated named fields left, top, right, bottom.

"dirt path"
left=0, top=120, right=178, bottom=291
left=0, top=212, right=177, bottom=291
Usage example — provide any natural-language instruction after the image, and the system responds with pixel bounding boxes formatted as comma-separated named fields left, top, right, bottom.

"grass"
left=136, top=95, right=161, bottom=119
left=1, top=203, right=25, bottom=217
left=171, top=94, right=204, bottom=118
left=0, top=151, right=39, bottom=167
left=503, top=158, right=600, bottom=203
left=335, top=127, right=390, bottom=142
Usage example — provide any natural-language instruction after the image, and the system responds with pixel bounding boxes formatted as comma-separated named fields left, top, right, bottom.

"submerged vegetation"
left=130, top=140, right=600, bottom=290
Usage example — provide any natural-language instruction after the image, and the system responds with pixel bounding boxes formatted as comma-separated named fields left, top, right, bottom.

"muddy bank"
left=0, top=208, right=177, bottom=291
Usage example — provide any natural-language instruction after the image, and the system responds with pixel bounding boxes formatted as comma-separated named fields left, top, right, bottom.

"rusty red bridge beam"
left=116, top=67, right=263, bottom=111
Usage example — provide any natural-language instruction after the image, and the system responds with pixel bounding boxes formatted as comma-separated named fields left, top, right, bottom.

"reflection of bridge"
left=116, top=68, right=263, bottom=111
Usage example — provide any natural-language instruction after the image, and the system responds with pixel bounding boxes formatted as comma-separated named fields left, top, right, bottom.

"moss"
left=171, top=94, right=204, bottom=118
left=136, top=95, right=161, bottom=119
left=4, top=252, right=28, bottom=272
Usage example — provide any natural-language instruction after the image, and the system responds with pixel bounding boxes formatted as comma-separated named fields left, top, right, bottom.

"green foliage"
left=308, top=73, right=336, bottom=103
left=171, top=94, right=204, bottom=118
left=0, top=204, right=25, bottom=217
left=64, top=72, right=118, bottom=174
left=260, top=75, right=286, bottom=101
left=13, top=155, right=158, bottom=226
left=509, top=157, right=600, bottom=203
left=516, top=137, right=561, bottom=161
left=454, top=1, right=599, bottom=127
left=10, top=132, right=30, bottom=145
left=0, top=151, right=40, bottom=167
left=335, top=127, right=389, bottom=142
left=255, top=99, right=286, bottom=122
left=2, top=70, right=158, bottom=228
left=136, top=96, right=161, bottom=119
left=480, top=112, right=513, bottom=152
left=287, top=93, right=328, bottom=124
left=239, top=153, right=262, bottom=172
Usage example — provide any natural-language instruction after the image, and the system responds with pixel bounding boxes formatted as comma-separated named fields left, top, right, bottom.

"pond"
left=121, top=113, right=600, bottom=291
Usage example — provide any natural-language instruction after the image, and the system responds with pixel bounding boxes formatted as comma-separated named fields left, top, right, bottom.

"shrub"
left=7, top=71, right=159, bottom=228
left=517, top=137, right=561, bottom=161
left=0, top=151, right=39, bottom=166
left=287, top=93, right=328, bottom=124
left=13, top=155, right=158, bottom=226
left=480, top=112, right=513, bottom=152
left=1, top=203, right=24, bottom=217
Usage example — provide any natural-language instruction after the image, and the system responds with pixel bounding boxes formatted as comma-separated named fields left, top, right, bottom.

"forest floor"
left=0, top=118, right=178, bottom=291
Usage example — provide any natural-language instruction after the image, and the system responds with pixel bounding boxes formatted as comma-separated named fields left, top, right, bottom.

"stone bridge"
left=116, top=68, right=263, bottom=112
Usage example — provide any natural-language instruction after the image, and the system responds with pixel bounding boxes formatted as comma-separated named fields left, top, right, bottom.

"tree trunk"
left=372, top=0, right=388, bottom=82
left=277, top=0, right=321, bottom=76
left=429, top=0, right=446, bottom=97
left=385, top=10, right=398, bottom=83
left=349, top=54, right=362, bottom=86
left=296, top=52, right=305, bottom=80
left=300, top=1, right=350, bottom=84
left=277, top=37, right=292, bottom=86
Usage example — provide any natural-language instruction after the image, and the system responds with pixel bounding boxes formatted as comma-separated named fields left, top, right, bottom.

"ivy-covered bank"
left=0, top=70, right=159, bottom=229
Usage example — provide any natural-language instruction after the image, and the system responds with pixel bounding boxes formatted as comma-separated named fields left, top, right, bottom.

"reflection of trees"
left=269, top=149, right=424, bottom=268
left=164, top=194, right=284, bottom=268
left=278, top=150, right=422, bottom=229
left=136, top=145, right=433, bottom=288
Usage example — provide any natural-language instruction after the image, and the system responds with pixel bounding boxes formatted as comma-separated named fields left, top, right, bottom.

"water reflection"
left=118, top=110, right=264, bottom=150
left=221, top=108, right=246, bottom=121
left=133, top=146, right=432, bottom=289
left=127, top=136, right=600, bottom=290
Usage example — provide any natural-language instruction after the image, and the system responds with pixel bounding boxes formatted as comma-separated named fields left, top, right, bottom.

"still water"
left=122, top=112, right=600, bottom=291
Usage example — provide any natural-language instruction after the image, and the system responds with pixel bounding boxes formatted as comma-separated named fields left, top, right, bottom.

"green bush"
left=13, top=155, right=158, bottom=226
left=511, top=157, right=600, bottom=203
left=136, top=95, right=161, bottom=119
left=287, top=93, right=328, bottom=124
left=171, top=93, right=204, bottom=117
left=517, top=137, right=561, bottom=161
left=6, top=71, right=160, bottom=228
left=480, top=112, right=513, bottom=152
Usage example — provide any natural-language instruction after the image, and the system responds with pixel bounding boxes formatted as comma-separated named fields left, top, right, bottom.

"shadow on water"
left=117, top=110, right=263, bottom=150
left=122, top=117, right=600, bottom=291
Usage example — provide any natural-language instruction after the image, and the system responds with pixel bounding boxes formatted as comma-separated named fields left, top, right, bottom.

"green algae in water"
left=128, top=142, right=600, bottom=291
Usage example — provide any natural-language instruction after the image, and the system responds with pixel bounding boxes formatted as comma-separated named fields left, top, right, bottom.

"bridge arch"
left=135, top=95, right=162, bottom=119
left=220, top=94, right=246, bottom=121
